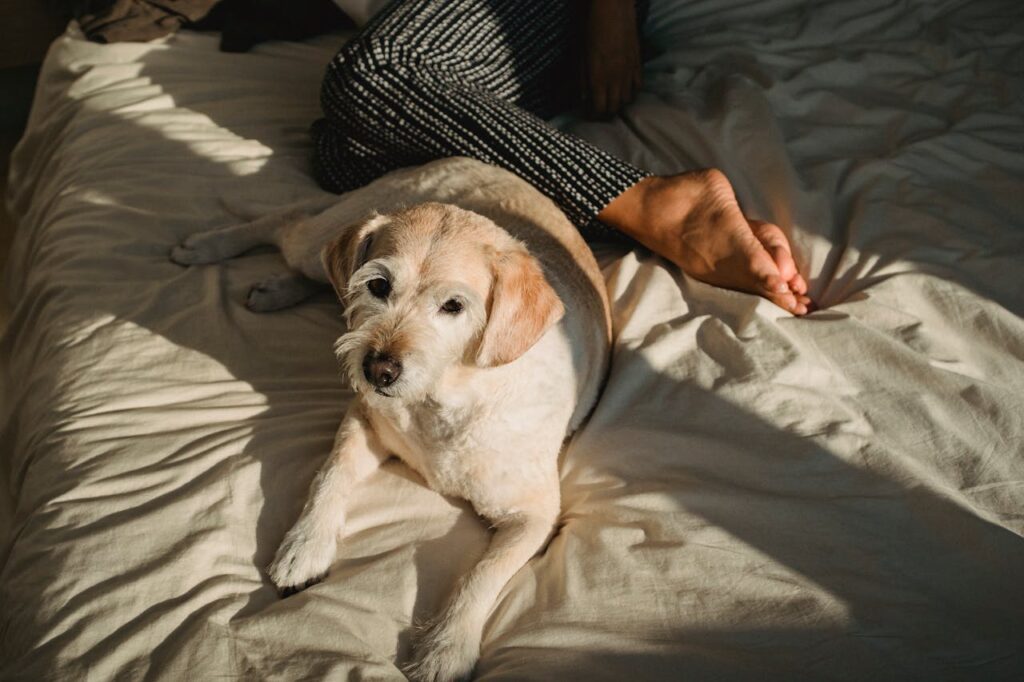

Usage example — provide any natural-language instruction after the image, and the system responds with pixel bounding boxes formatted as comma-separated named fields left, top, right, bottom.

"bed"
left=2, top=0, right=1023, bottom=679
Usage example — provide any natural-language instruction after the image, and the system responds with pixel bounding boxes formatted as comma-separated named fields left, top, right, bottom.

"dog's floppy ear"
left=321, top=213, right=388, bottom=301
left=476, top=248, right=565, bottom=367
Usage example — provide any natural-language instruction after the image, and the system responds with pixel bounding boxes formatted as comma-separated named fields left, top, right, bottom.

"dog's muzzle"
left=362, top=351, right=402, bottom=390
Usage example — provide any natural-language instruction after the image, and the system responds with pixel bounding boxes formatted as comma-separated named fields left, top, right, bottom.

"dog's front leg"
left=267, top=403, right=387, bottom=595
left=407, top=500, right=560, bottom=682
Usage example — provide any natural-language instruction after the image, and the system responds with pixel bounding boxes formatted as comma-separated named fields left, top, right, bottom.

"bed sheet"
left=2, top=0, right=1023, bottom=679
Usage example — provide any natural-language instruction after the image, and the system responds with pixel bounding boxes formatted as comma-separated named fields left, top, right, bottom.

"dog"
left=170, top=157, right=611, bottom=681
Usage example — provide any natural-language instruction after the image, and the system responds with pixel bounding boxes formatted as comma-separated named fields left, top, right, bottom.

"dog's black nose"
left=363, top=352, right=402, bottom=388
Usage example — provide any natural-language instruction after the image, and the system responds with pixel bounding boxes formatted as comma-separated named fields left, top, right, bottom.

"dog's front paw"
left=405, top=617, right=480, bottom=682
left=267, top=525, right=338, bottom=596
left=169, top=234, right=221, bottom=266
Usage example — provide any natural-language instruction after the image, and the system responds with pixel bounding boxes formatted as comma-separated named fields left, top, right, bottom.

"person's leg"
left=314, top=0, right=810, bottom=313
left=313, top=0, right=646, bottom=232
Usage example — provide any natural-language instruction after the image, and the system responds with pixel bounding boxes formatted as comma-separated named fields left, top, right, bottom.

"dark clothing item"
left=77, top=0, right=218, bottom=43
left=313, top=0, right=650, bottom=233
left=195, top=0, right=353, bottom=53
left=77, top=0, right=351, bottom=52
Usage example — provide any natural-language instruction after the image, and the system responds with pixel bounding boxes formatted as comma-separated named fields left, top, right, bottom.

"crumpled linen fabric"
left=2, top=1, right=1023, bottom=679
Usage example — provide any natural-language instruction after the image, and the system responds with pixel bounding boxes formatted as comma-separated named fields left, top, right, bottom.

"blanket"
left=2, top=1, right=1023, bottom=679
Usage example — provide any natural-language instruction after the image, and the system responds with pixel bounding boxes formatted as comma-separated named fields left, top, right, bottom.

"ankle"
left=599, top=172, right=705, bottom=241
left=598, top=175, right=663, bottom=237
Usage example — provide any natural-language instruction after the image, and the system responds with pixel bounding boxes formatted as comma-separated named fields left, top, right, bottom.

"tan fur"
left=173, top=158, right=611, bottom=682
left=322, top=214, right=390, bottom=299
left=477, top=248, right=565, bottom=367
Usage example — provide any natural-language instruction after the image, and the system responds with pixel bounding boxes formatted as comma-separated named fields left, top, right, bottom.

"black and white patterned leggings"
left=312, top=0, right=650, bottom=233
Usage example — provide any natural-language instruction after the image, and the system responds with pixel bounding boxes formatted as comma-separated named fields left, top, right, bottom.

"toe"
left=761, top=279, right=804, bottom=315
left=745, top=245, right=792, bottom=303
left=750, top=221, right=797, bottom=281
left=753, top=266, right=804, bottom=315
left=717, top=227, right=805, bottom=316
left=788, top=272, right=808, bottom=296
left=771, top=290, right=801, bottom=314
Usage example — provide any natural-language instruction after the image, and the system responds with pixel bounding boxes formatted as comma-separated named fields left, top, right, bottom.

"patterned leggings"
left=312, top=0, right=650, bottom=232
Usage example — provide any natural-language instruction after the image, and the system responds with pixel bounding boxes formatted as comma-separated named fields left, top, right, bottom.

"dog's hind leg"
left=407, top=500, right=559, bottom=682
left=217, top=192, right=338, bottom=223
left=170, top=208, right=310, bottom=266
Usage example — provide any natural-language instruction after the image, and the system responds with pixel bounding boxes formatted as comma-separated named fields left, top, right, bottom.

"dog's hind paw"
left=169, top=234, right=221, bottom=266
left=246, top=274, right=323, bottom=313
left=405, top=618, right=480, bottom=682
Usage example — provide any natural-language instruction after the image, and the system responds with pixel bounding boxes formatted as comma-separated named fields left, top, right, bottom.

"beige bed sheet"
left=2, top=1, right=1023, bottom=679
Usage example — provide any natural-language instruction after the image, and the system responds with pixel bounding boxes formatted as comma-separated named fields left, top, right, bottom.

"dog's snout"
left=363, top=352, right=402, bottom=388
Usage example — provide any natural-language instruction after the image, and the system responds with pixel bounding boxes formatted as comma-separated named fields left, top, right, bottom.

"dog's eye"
left=367, top=277, right=391, bottom=299
left=440, top=298, right=463, bottom=315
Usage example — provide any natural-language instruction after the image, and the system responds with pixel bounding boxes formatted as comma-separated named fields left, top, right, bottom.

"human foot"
left=598, top=169, right=811, bottom=315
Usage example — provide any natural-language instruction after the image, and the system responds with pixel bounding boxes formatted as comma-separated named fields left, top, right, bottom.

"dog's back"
left=438, top=159, right=611, bottom=431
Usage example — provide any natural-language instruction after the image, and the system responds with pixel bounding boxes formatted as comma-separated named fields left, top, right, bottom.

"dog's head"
left=322, top=202, right=564, bottom=402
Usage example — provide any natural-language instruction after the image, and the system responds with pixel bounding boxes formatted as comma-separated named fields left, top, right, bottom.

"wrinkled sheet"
left=3, top=0, right=1024, bottom=679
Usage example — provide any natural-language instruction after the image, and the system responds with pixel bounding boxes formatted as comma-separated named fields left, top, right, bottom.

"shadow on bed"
left=521, top=349, right=1024, bottom=681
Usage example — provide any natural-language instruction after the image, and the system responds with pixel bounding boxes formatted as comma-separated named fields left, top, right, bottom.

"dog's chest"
left=368, top=397, right=488, bottom=495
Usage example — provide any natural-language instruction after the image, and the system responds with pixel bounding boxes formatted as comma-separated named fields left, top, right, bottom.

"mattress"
left=2, top=0, right=1023, bottom=679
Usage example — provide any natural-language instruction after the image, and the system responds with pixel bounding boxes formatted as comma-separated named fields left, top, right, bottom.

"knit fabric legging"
left=312, top=0, right=650, bottom=233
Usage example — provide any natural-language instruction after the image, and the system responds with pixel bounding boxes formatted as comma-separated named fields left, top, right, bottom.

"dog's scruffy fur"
left=171, top=157, right=610, bottom=681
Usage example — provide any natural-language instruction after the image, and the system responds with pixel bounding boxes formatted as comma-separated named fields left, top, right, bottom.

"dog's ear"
left=476, top=248, right=565, bottom=367
left=321, top=213, right=388, bottom=301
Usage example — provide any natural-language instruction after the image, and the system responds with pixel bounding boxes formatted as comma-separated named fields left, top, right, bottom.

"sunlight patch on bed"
left=73, top=59, right=274, bottom=176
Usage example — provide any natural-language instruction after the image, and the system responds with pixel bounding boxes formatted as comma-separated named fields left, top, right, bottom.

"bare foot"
left=598, top=169, right=811, bottom=315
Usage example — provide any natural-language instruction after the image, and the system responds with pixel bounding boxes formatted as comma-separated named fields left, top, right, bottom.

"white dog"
left=170, top=157, right=611, bottom=681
